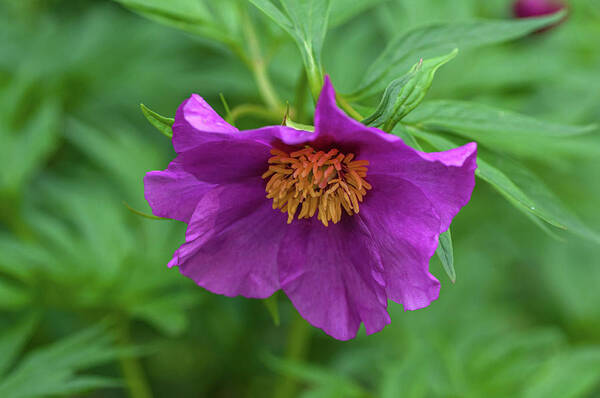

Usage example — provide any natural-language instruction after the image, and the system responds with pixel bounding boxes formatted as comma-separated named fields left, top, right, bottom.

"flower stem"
left=240, top=5, right=282, bottom=112
left=229, top=103, right=283, bottom=124
left=273, top=311, right=312, bottom=398
left=294, top=67, right=308, bottom=123
left=117, top=319, right=153, bottom=398
left=336, top=94, right=364, bottom=120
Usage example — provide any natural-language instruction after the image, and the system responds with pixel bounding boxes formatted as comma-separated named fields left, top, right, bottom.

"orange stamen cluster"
left=262, top=146, right=371, bottom=226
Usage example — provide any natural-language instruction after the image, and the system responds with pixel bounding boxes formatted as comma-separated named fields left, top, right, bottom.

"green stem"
left=117, top=319, right=153, bottom=398
left=336, top=94, right=364, bottom=120
left=294, top=67, right=308, bottom=123
left=305, top=53, right=323, bottom=103
left=240, top=6, right=282, bottom=112
left=229, top=104, right=283, bottom=124
left=273, top=311, right=312, bottom=398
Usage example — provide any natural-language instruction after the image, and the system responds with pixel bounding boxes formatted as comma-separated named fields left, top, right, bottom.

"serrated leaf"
left=363, top=49, right=457, bottom=129
left=351, top=11, right=567, bottom=99
left=436, top=229, right=455, bottom=283
left=408, top=128, right=600, bottom=243
left=140, top=103, right=174, bottom=138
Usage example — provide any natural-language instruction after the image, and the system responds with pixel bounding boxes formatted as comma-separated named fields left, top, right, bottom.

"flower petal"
left=313, top=76, right=399, bottom=149
left=177, top=139, right=271, bottom=184
left=368, top=142, right=477, bottom=233
left=314, top=76, right=477, bottom=233
left=238, top=125, right=317, bottom=148
left=278, top=218, right=391, bottom=340
left=169, top=181, right=287, bottom=298
left=360, top=174, right=442, bottom=311
left=144, top=162, right=215, bottom=223
left=172, top=94, right=238, bottom=153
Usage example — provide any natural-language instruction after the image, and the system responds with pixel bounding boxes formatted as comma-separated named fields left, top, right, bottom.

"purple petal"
left=177, top=139, right=271, bottom=184
left=313, top=76, right=400, bottom=149
left=370, top=142, right=477, bottom=233
left=169, top=181, right=288, bottom=298
left=237, top=125, right=317, bottom=148
left=314, top=76, right=477, bottom=233
left=278, top=218, right=391, bottom=340
left=172, top=94, right=239, bottom=153
left=360, top=174, right=442, bottom=310
left=144, top=162, right=215, bottom=223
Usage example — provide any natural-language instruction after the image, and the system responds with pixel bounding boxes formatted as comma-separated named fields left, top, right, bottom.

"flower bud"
left=513, top=0, right=565, bottom=19
left=513, top=0, right=567, bottom=32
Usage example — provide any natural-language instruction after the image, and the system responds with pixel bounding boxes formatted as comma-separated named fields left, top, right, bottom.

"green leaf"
left=405, top=99, right=596, bottom=138
left=409, top=128, right=600, bottom=243
left=140, top=103, right=174, bottom=138
left=0, top=324, right=122, bottom=398
left=263, top=292, right=280, bottom=326
left=363, top=49, right=457, bottom=130
left=351, top=11, right=567, bottom=99
left=264, top=355, right=367, bottom=397
left=248, top=0, right=294, bottom=33
left=329, top=0, right=387, bottom=27
left=130, top=292, right=198, bottom=336
left=0, top=280, right=31, bottom=310
left=249, top=0, right=332, bottom=99
left=525, top=347, right=600, bottom=398
left=115, top=0, right=211, bottom=21
left=436, top=229, right=455, bottom=283
left=485, top=154, right=600, bottom=243
left=124, top=201, right=168, bottom=221
left=283, top=117, right=315, bottom=132
left=113, top=0, right=237, bottom=44
left=0, top=78, right=61, bottom=193
left=0, top=314, right=38, bottom=377
left=404, top=100, right=597, bottom=160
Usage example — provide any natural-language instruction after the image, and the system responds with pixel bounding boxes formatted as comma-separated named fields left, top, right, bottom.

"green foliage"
left=409, top=129, right=600, bottom=243
left=404, top=100, right=597, bottom=161
left=1, top=0, right=600, bottom=397
left=113, top=0, right=240, bottom=45
left=140, top=104, right=174, bottom=139
left=350, top=11, right=566, bottom=99
left=362, top=49, right=457, bottom=130
left=436, top=230, right=455, bottom=283
left=249, top=0, right=332, bottom=99
left=0, top=321, right=121, bottom=398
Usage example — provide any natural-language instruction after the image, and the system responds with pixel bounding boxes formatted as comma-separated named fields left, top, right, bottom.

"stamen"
left=262, top=145, right=371, bottom=226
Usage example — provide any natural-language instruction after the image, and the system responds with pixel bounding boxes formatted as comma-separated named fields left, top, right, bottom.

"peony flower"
left=513, top=0, right=565, bottom=19
left=144, top=77, right=477, bottom=340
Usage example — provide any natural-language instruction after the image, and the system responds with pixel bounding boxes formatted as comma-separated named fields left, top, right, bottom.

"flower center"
left=262, top=146, right=371, bottom=226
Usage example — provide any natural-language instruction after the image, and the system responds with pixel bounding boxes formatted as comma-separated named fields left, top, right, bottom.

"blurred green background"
left=1, top=0, right=600, bottom=397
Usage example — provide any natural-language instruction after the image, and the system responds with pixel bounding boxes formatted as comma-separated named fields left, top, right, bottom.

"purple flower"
left=144, top=77, right=477, bottom=340
left=513, top=0, right=565, bottom=19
